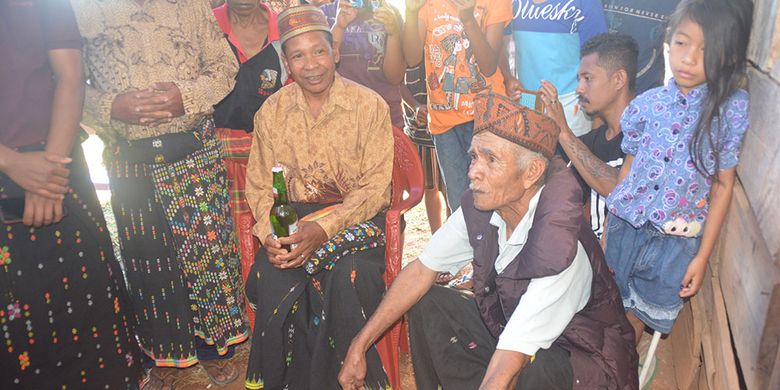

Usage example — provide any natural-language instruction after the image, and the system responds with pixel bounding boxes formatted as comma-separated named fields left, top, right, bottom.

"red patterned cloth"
left=217, top=127, right=258, bottom=329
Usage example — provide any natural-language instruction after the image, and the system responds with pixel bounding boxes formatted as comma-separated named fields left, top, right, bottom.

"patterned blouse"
left=71, top=0, right=238, bottom=143
left=607, top=80, right=749, bottom=237
left=246, top=75, right=393, bottom=241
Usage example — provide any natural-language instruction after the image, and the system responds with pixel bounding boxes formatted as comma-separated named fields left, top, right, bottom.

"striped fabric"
left=216, top=127, right=259, bottom=329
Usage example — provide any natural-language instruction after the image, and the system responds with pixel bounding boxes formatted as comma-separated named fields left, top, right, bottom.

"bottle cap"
left=272, top=165, right=283, bottom=173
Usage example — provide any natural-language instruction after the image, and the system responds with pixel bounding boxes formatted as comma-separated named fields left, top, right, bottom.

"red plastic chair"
left=376, top=126, right=425, bottom=390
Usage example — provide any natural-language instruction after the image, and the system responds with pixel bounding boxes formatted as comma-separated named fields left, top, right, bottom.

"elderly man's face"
left=575, top=53, right=617, bottom=117
left=282, top=31, right=339, bottom=99
left=467, top=132, right=534, bottom=212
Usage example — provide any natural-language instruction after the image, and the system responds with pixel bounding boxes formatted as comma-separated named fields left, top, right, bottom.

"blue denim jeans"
left=604, top=214, right=701, bottom=333
left=432, top=121, right=473, bottom=212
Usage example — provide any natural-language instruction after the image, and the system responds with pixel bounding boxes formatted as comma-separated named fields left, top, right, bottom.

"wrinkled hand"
left=111, top=89, right=173, bottom=126
left=267, top=221, right=328, bottom=269
left=336, top=1, right=359, bottom=29
left=539, top=80, right=569, bottom=135
left=4, top=151, right=70, bottom=199
left=23, top=192, right=64, bottom=227
left=680, top=256, right=707, bottom=298
left=504, top=76, right=523, bottom=102
left=263, top=234, right=289, bottom=266
left=338, top=345, right=368, bottom=390
left=450, top=0, right=476, bottom=22
left=147, top=82, right=185, bottom=119
left=405, top=0, right=426, bottom=13
left=373, top=7, right=400, bottom=36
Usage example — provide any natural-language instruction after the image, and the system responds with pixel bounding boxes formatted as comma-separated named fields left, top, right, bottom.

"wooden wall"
left=671, top=1, right=780, bottom=389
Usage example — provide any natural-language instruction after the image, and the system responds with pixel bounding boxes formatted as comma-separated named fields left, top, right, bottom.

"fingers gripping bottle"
left=270, top=165, right=299, bottom=251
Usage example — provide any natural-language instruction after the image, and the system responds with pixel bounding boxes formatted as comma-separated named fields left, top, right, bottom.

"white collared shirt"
left=419, top=188, right=592, bottom=356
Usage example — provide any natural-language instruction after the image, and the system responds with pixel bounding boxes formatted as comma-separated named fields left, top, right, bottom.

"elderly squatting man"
left=339, top=92, right=639, bottom=389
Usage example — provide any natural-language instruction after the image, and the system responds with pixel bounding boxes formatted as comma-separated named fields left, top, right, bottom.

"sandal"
left=200, top=358, right=239, bottom=386
left=141, top=367, right=179, bottom=390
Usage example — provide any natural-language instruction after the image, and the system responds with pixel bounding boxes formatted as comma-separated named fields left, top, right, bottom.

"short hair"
left=281, top=30, right=334, bottom=56
left=581, top=32, right=639, bottom=92
left=515, top=145, right=550, bottom=187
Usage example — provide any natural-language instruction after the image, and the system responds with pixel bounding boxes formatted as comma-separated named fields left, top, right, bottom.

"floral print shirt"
left=606, top=80, right=749, bottom=237
left=246, top=75, right=393, bottom=241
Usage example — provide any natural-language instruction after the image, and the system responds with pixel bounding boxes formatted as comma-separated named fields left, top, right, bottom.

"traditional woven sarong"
left=0, top=143, right=142, bottom=388
left=106, top=120, right=247, bottom=367
left=245, top=203, right=390, bottom=390
left=216, top=127, right=258, bottom=328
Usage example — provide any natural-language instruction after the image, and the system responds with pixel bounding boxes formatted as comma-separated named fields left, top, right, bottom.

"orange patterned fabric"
left=277, top=5, right=331, bottom=45
left=473, top=92, right=560, bottom=159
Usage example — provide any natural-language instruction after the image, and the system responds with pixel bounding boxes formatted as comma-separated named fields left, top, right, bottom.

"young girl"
left=604, top=0, right=753, bottom=343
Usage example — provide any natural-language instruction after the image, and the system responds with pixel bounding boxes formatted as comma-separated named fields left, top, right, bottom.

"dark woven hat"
left=473, top=92, right=560, bottom=159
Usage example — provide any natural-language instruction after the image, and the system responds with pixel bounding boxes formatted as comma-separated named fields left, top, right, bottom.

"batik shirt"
left=419, top=0, right=511, bottom=134
left=246, top=75, right=393, bottom=241
left=70, top=0, right=237, bottom=143
left=607, top=81, right=749, bottom=237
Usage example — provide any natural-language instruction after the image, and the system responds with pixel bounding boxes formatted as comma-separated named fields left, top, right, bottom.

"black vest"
left=213, top=39, right=286, bottom=132
left=463, top=157, right=638, bottom=389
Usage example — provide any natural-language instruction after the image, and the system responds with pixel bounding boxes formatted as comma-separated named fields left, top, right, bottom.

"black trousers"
left=408, top=285, right=574, bottom=390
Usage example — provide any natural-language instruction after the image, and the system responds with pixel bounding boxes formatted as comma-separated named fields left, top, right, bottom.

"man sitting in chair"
left=339, top=92, right=638, bottom=389
left=243, top=5, right=394, bottom=389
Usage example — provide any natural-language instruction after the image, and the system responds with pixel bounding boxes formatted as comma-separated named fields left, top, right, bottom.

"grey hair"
left=515, top=145, right=550, bottom=186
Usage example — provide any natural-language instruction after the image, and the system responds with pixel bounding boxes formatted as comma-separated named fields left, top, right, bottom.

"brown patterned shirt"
left=71, top=0, right=238, bottom=143
left=246, top=75, right=393, bottom=241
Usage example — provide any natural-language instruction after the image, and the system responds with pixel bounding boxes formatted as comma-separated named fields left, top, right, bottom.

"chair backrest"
left=390, top=126, right=425, bottom=211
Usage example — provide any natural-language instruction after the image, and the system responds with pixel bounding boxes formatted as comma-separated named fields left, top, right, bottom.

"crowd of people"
left=0, top=0, right=753, bottom=389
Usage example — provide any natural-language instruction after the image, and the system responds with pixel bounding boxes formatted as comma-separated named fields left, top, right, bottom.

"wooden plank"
left=706, top=277, right=741, bottom=390
left=717, top=181, right=780, bottom=390
left=671, top=302, right=701, bottom=389
left=762, top=285, right=780, bottom=389
left=741, top=69, right=780, bottom=262
left=748, top=0, right=780, bottom=73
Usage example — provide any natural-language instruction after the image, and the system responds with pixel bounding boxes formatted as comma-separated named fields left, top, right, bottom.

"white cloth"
left=419, top=188, right=593, bottom=356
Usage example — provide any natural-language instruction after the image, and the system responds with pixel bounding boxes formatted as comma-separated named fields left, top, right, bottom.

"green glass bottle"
left=270, top=165, right=299, bottom=250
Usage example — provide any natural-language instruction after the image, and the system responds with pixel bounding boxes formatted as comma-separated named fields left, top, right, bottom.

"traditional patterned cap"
left=277, top=5, right=331, bottom=46
left=473, top=92, right=560, bottom=159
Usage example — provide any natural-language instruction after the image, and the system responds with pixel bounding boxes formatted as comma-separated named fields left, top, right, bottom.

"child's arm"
left=402, top=0, right=427, bottom=67
left=617, top=154, right=634, bottom=183
left=679, top=167, right=736, bottom=298
left=454, top=0, right=504, bottom=76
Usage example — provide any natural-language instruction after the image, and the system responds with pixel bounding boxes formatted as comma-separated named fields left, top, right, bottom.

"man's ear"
left=613, top=69, right=628, bottom=92
left=333, top=44, right=340, bottom=64
left=523, top=158, right=547, bottom=189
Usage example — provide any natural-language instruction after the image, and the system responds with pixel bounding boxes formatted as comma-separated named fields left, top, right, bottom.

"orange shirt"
left=419, top=0, right=512, bottom=134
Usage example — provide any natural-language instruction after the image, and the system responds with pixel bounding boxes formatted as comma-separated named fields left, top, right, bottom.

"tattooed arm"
left=558, top=129, right=620, bottom=197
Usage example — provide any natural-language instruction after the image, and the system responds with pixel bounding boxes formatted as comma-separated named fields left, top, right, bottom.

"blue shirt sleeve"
left=620, top=99, right=643, bottom=156
left=717, top=90, right=750, bottom=170
left=578, top=0, right=608, bottom=47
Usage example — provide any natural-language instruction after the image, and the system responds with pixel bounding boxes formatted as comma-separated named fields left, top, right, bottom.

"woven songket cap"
left=473, top=92, right=560, bottom=159
left=278, top=5, right=331, bottom=46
